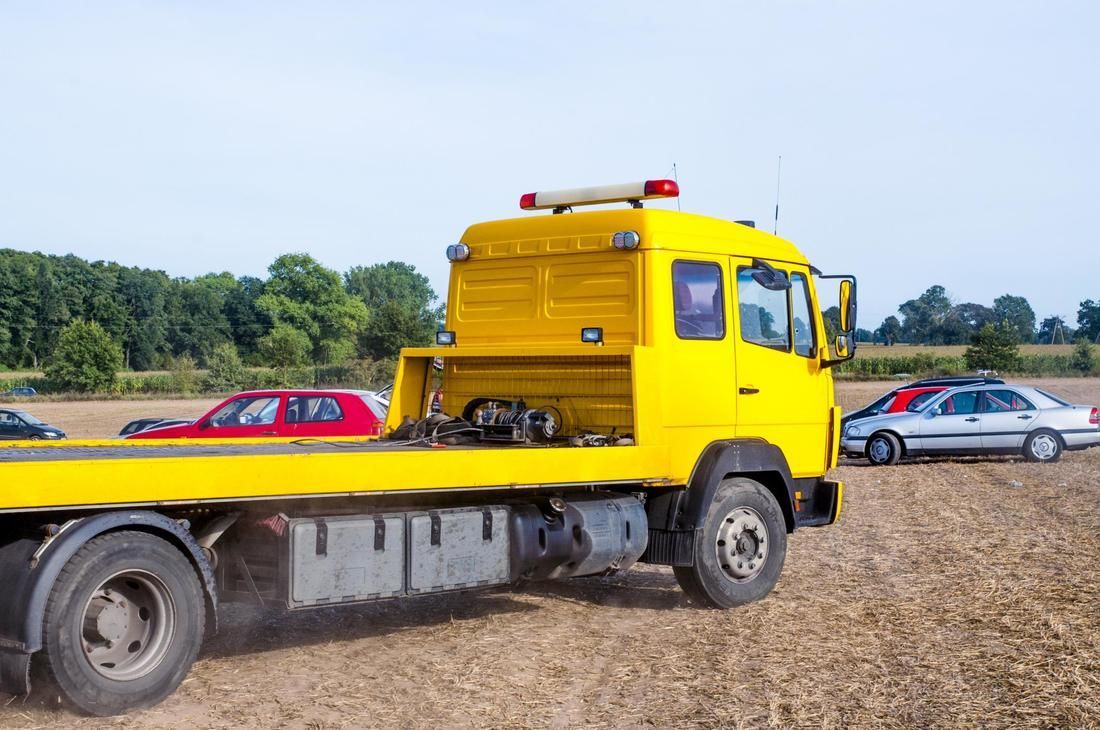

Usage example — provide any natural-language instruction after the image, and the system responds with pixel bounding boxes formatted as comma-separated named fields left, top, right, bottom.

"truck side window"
left=737, top=268, right=790, bottom=351
left=673, top=261, right=725, bottom=339
left=790, top=273, right=816, bottom=357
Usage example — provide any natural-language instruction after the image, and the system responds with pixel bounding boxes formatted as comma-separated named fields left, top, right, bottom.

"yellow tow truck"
left=0, top=179, right=855, bottom=715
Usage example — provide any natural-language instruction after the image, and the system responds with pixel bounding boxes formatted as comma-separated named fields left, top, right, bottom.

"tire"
left=866, top=432, right=902, bottom=466
left=27, top=434, right=41, bottom=441
left=673, top=477, right=788, bottom=608
left=1023, top=429, right=1062, bottom=463
left=41, top=531, right=205, bottom=716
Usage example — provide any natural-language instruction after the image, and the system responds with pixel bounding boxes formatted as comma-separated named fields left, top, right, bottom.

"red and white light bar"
left=520, top=179, right=679, bottom=211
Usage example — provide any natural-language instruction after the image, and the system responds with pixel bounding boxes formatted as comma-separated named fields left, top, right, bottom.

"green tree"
left=875, top=316, right=902, bottom=345
left=1077, top=300, right=1100, bottom=342
left=203, top=343, right=247, bottom=391
left=1070, top=338, right=1095, bottom=374
left=346, top=261, right=442, bottom=358
left=964, top=322, right=1020, bottom=372
left=259, top=324, right=312, bottom=369
left=44, top=320, right=123, bottom=392
left=258, top=254, right=369, bottom=364
left=992, top=294, right=1036, bottom=343
left=898, top=285, right=952, bottom=344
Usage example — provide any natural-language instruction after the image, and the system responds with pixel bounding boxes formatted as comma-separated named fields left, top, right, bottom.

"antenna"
left=672, top=163, right=680, bottom=211
left=773, top=155, right=782, bottom=235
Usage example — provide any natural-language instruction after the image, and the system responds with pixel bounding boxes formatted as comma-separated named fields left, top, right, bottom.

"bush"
left=169, top=355, right=201, bottom=394
left=1071, top=339, right=1096, bottom=374
left=43, top=321, right=123, bottom=393
left=204, top=343, right=246, bottom=391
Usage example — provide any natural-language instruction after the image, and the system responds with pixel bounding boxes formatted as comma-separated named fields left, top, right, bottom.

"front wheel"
left=866, top=432, right=902, bottom=466
left=674, top=477, right=788, bottom=608
left=1023, top=430, right=1062, bottom=463
left=41, top=531, right=206, bottom=716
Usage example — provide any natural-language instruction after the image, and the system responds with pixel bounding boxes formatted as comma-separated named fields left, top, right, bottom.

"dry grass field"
left=2, top=380, right=1099, bottom=728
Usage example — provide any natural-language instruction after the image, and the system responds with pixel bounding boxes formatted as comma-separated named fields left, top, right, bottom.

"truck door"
left=731, top=258, right=829, bottom=477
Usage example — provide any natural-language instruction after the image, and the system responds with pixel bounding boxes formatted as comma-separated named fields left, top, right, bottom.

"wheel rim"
left=1030, top=433, right=1058, bottom=460
left=868, top=437, right=891, bottom=463
left=715, top=506, right=769, bottom=583
left=80, top=570, right=176, bottom=681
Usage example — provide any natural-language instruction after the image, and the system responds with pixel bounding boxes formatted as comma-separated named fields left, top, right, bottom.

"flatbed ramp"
left=0, top=439, right=664, bottom=513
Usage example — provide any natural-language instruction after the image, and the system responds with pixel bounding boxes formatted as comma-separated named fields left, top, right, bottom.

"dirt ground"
left=2, top=380, right=1099, bottom=728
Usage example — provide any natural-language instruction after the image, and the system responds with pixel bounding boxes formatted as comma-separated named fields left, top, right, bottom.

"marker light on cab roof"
left=519, top=179, right=680, bottom=211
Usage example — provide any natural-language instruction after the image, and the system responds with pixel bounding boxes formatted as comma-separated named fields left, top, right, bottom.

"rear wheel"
left=41, top=531, right=205, bottom=716
left=1023, top=430, right=1062, bottom=463
left=866, top=432, right=902, bottom=466
left=674, top=477, right=787, bottom=608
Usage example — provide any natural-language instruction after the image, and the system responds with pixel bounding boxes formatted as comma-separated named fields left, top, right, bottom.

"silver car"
left=841, top=384, right=1100, bottom=465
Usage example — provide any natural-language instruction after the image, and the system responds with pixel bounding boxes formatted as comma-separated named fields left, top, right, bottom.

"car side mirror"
left=834, top=334, right=850, bottom=359
left=197, top=418, right=211, bottom=431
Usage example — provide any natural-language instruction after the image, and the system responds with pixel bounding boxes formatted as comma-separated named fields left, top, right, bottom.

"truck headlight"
left=845, top=426, right=861, bottom=438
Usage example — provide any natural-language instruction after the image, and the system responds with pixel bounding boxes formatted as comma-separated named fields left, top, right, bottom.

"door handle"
left=739, top=387, right=760, bottom=395
left=964, top=417, right=979, bottom=422
left=261, top=430, right=277, bottom=436
left=1016, top=414, right=1032, bottom=420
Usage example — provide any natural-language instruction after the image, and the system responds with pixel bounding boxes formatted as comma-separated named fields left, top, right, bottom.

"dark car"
left=0, top=408, right=65, bottom=440
left=118, top=418, right=192, bottom=437
left=2, top=386, right=38, bottom=397
left=841, top=376, right=1005, bottom=430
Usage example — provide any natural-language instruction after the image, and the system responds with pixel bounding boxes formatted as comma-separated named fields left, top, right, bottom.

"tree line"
left=0, top=248, right=443, bottom=372
left=868, top=285, right=1100, bottom=346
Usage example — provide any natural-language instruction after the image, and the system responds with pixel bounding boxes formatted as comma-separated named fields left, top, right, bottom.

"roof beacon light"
left=519, top=179, right=680, bottom=212
left=446, top=243, right=471, bottom=262
left=612, top=230, right=641, bottom=250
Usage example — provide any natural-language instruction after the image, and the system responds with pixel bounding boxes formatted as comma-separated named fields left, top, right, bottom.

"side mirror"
left=839, top=280, right=854, bottom=333
left=197, top=418, right=211, bottom=431
left=834, top=334, right=850, bottom=359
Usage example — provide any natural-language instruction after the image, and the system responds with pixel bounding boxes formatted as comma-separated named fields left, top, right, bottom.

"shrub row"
left=838, top=351, right=1098, bottom=379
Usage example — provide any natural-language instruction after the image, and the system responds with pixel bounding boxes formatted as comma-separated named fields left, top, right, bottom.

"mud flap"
left=0, top=649, right=31, bottom=696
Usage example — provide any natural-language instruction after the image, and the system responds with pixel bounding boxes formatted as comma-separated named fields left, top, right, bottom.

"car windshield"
left=1035, top=389, right=1070, bottom=406
left=13, top=410, right=43, bottom=425
left=859, top=391, right=897, bottom=414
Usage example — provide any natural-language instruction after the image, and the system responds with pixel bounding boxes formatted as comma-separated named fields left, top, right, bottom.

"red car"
left=883, top=386, right=946, bottom=414
left=127, top=390, right=386, bottom=440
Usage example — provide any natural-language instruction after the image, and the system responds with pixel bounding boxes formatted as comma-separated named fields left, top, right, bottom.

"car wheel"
left=673, top=477, right=787, bottom=608
left=866, top=432, right=902, bottom=466
left=1023, top=429, right=1062, bottom=463
left=28, top=434, right=42, bottom=441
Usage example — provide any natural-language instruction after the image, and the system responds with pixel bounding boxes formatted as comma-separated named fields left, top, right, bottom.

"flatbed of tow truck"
left=0, top=437, right=664, bottom=513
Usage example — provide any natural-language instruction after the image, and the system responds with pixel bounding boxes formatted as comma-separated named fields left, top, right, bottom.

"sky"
left=1, top=1, right=1097, bottom=329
